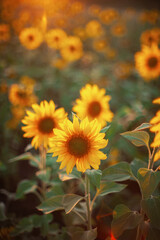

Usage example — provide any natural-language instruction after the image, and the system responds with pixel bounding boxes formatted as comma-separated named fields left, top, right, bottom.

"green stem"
left=85, top=174, right=92, bottom=230
left=39, top=146, right=47, bottom=200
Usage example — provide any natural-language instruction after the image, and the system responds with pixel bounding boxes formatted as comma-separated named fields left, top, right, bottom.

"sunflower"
left=45, top=28, right=67, bottom=49
left=22, top=100, right=67, bottom=149
left=8, top=84, right=37, bottom=107
left=60, top=36, right=83, bottom=62
left=140, top=28, right=160, bottom=46
left=72, top=84, right=114, bottom=128
left=99, top=9, right=119, bottom=25
left=49, top=115, right=108, bottom=174
left=93, top=39, right=107, bottom=52
left=111, top=23, right=126, bottom=37
left=135, top=44, right=160, bottom=81
left=0, top=23, right=10, bottom=42
left=19, top=27, right=43, bottom=50
left=150, top=98, right=160, bottom=162
left=85, top=20, right=103, bottom=38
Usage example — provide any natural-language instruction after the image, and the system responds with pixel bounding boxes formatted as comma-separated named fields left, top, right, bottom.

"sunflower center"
left=17, top=90, right=27, bottom=99
left=147, top=56, right=158, bottom=68
left=38, top=117, right=55, bottom=134
left=70, top=45, right=76, bottom=52
left=54, top=36, right=59, bottom=41
left=88, top=101, right=101, bottom=117
left=28, top=35, right=34, bottom=41
left=67, top=135, right=89, bottom=157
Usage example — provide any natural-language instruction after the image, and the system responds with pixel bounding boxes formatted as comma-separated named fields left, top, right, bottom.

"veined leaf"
left=16, top=180, right=37, bottom=199
left=112, top=204, right=143, bottom=238
left=142, top=196, right=160, bottom=229
left=98, top=181, right=127, bottom=197
left=102, top=162, right=133, bottom=181
left=134, top=123, right=152, bottom=131
left=120, top=130, right=150, bottom=148
left=37, top=195, right=64, bottom=214
left=137, top=168, right=160, bottom=199
left=63, top=194, right=84, bottom=214
left=85, top=169, right=102, bottom=189
left=131, top=158, right=147, bottom=178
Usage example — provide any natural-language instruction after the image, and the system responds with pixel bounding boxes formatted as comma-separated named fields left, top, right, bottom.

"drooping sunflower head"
left=19, top=27, right=43, bottom=50
left=135, top=44, right=160, bottom=81
left=8, top=84, right=37, bottom=107
left=49, top=115, right=108, bottom=174
left=72, top=84, right=114, bottom=128
left=22, top=100, right=67, bottom=149
left=45, top=28, right=67, bottom=49
left=60, top=36, right=83, bottom=62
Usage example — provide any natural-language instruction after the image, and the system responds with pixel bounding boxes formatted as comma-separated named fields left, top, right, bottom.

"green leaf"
left=137, top=168, right=160, bottom=199
left=142, top=196, right=160, bottom=229
left=120, top=130, right=150, bottom=147
left=112, top=204, right=143, bottom=238
left=102, top=162, right=133, bottom=182
left=100, top=125, right=111, bottom=133
left=131, top=158, right=147, bottom=178
left=134, top=123, right=152, bottom=131
left=16, top=179, right=37, bottom=199
left=9, top=153, right=40, bottom=168
left=113, top=204, right=131, bottom=219
left=46, top=153, right=59, bottom=168
left=38, top=195, right=64, bottom=214
left=63, top=194, right=84, bottom=214
left=36, top=168, right=51, bottom=183
left=98, top=181, right=127, bottom=197
left=71, top=228, right=97, bottom=240
left=41, top=214, right=53, bottom=237
left=85, top=169, right=102, bottom=189
left=12, top=217, right=34, bottom=235
left=59, top=168, right=81, bottom=181
left=0, top=202, right=6, bottom=220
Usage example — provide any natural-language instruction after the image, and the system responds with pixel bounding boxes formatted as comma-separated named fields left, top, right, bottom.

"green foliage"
left=38, top=195, right=64, bottom=214
left=112, top=204, right=143, bottom=238
left=137, top=168, right=160, bottom=199
left=121, top=130, right=150, bottom=148
left=70, top=228, right=97, bottom=240
left=142, top=196, right=160, bottom=229
left=98, top=182, right=127, bottom=197
left=63, top=194, right=84, bottom=214
left=16, top=179, right=37, bottom=199
left=12, top=214, right=53, bottom=236
left=102, top=162, right=133, bottom=181
left=85, top=169, right=102, bottom=189
left=58, top=167, right=82, bottom=181
left=130, top=158, right=147, bottom=178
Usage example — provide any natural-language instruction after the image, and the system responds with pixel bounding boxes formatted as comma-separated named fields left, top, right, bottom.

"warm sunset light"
left=0, top=0, right=160, bottom=239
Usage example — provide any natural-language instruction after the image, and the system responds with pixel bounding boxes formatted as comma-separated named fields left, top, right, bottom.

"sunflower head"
left=8, top=83, right=37, bottom=107
left=135, top=44, right=160, bottom=80
left=60, top=36, right=83, bottom=62
left=19, top=27, right=43, bottom=50
left=72, top=84, right=114, bottom=127
left=49, top=115, right=108, bottom=174
left=22, top=100, right=67, bottom=149
left=45, top=28, right=67, bottom=49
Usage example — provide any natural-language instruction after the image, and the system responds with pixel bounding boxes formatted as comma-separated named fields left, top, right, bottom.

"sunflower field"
left=0, top=0, right=160, bottom=239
